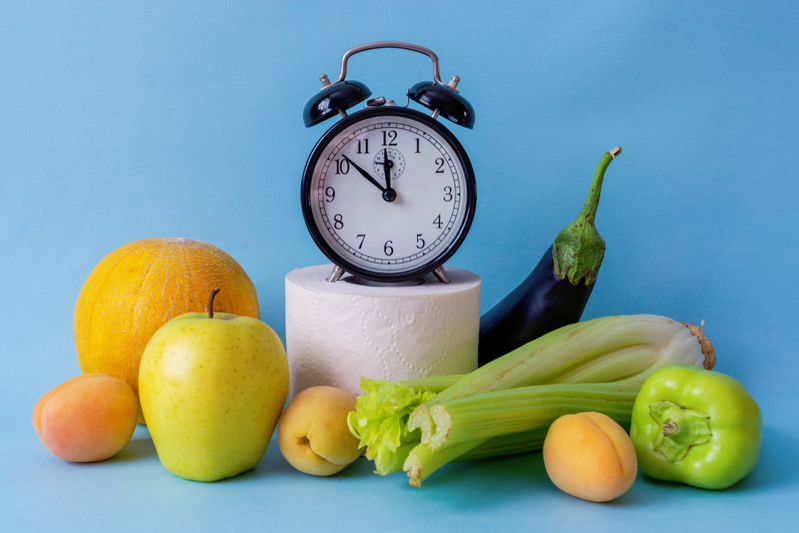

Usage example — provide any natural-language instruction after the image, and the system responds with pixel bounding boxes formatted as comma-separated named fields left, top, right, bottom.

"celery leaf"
left=347, top=377, right=436, bottom=475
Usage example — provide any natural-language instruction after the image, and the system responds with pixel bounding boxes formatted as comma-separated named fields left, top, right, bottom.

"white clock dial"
left=307, top=111, right=472, bottom=278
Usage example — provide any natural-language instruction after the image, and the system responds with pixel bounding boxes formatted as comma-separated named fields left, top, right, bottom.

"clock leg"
left=432, top=266, right=451, bottom=284
left=327, top=265, right=346, bottom=283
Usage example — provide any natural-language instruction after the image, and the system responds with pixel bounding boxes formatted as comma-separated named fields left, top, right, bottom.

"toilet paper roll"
left=285, top=265, right=481, bottom=400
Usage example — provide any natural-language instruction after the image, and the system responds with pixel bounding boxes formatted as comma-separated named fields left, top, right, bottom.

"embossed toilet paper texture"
left=285, top=265, right=481, bottom=400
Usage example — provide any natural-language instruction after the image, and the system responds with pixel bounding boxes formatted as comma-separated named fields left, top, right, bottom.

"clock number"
left=335, top=159, right=350, bottom=175
left=416, top=234, right=425, bottom=249
left=357, top=139, right=369, bottom=154
left=356, top=234, right=366, bottom=249
left=333, top=214, right=344, bottom=230
left=443, top=186, right=453, bottom=202
left=382, top=130, right=397, bottom=147
left=435, top=158, right=446, bottom=173
left=384, top=240, right=394, bottom=256
left=325, top=187, right=335, bottom=202
left=415, top=138, right=420, bottom=153
left=433, top=215, right=443, bottom=229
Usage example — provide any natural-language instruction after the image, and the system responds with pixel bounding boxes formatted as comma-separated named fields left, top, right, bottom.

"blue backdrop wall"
left=2, top=1, right=797, bottom=531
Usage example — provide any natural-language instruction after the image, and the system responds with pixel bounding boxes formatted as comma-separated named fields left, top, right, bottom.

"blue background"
left=2, top=1, right=797, bottom=530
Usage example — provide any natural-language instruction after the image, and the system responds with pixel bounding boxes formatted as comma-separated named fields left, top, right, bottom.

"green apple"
left=139, top=288, right=289, bottom=482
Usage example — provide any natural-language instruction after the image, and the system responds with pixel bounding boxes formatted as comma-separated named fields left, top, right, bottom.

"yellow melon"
left=74, top=237, right=260, bottom=423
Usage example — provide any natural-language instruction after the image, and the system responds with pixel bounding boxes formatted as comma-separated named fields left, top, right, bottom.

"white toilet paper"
left=285, top=265, right=481, bottom=400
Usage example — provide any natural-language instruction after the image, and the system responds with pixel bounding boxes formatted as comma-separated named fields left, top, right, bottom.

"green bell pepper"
left=630, top=364, right=762, bottom=489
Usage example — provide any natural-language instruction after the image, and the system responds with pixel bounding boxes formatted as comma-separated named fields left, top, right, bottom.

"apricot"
left=543, top=412, right=637, bottom=502
left=33, top=374, right=138, bottom=462
left=278, top=386, right=363, bottom=476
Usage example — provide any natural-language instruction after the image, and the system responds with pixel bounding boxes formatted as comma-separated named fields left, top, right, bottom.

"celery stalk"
left=428, top=381, right=639, bottom=450
left=457, top=429, right=548, bottom=461
left=403, top=431, right=551, bottom=487
left=377, top=430, right=550, bottom=477
left=397, top=375, right=463, bottom=393
left=400, top=344, right=660, bottom=393
left=404, top=441, right=485, bottom=488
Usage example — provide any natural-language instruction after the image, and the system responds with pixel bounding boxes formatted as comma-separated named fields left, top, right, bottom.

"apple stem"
left=207, top=288, right=220, bottom=319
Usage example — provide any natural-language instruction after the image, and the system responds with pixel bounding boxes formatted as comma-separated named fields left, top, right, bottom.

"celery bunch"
left=347, top=314, right=715, bottom=487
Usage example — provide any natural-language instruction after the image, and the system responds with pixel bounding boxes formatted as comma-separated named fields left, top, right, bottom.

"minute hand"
left=341, top=155, right=386, bottom=192
left=383, top=148, right=391, bottom=190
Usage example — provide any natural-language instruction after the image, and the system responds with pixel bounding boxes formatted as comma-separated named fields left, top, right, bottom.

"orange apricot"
left=278, top=386, right=362, bottom=476
left=543, top=412, right=637, bottom=502
left=33, top=374, right=138, bottom=462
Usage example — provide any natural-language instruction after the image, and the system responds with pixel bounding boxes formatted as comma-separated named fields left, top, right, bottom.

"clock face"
left=302, top=107, right=475, bottom=281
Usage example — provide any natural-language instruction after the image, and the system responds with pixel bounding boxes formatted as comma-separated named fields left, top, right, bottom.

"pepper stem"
left=649, top=400, right=713, bottom=463
left=207, top=288, right=220, bottom=319
left=553, top=147, right=621, bottom=286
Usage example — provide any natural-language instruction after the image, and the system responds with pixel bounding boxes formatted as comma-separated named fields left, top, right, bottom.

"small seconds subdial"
left=373, top=147, right=406, bottom=183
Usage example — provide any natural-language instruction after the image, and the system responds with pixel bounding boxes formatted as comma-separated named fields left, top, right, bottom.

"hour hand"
left=380, top=149, right=397, bottom=202
left=341, top=155, right=385, bottom=192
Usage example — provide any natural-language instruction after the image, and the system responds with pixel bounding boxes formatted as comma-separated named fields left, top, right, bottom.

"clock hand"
left=341, top=155, right=386, bottom=193
left=381, top=149, right=397, bottom=203
left=382, top=148, right=391, bottom=190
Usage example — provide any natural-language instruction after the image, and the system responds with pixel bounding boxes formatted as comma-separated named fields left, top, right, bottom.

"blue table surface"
left=2, top=422, right=795, bottom=532
left=2, top=1, right=798, bottom=530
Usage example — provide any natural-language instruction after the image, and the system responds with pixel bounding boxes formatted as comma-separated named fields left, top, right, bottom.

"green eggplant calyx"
left=553, top=147, right=620, bottom=286
left=649, top=400, right=713, bottom=463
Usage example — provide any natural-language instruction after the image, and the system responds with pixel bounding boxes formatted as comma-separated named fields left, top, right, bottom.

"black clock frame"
left=301, top=106, right=477, bottom=283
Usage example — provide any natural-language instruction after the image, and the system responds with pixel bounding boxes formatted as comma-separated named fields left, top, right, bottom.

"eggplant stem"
left=576, top=147, right=620, bottom=224
left=552, top=147, right=621, bottom=286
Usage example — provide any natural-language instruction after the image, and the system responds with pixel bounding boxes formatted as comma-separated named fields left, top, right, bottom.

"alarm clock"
left=301, top=42, right=476, bottom=284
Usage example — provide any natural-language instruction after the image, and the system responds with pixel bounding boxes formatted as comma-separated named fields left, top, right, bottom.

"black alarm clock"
left=301, top=41, right=476, bottom=284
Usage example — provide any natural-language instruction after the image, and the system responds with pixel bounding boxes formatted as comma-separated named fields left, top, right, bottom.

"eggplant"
left=478, top=147, right=621, bottom=367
